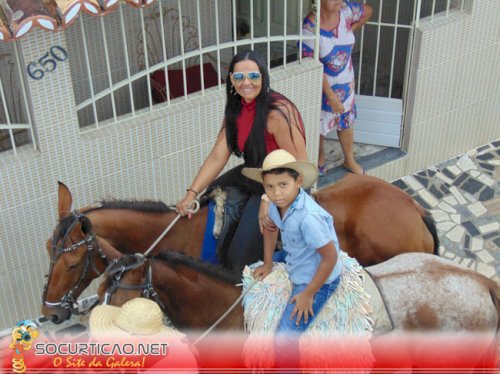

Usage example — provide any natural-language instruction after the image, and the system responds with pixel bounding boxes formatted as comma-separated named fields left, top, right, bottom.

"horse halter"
left=102, top=253, right=166, bottom=311
left=42, top=210, right=107, bottom=316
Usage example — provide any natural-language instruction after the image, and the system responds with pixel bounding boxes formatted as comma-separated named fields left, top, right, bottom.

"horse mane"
left=93, top=186, right=224, bottom=213
left=97, top=199, right=175, bottom=213
left=55, top=216, right=74, bottom=239
left=154, top=251, right=241, bottom=285
left=54, top=189, right=219, bottom=241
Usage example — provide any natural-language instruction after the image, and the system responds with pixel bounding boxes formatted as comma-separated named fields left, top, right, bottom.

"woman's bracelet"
left=186, top=188, right=199, bottom=196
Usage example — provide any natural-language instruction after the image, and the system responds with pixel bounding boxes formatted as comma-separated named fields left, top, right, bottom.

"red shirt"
left=236, top=99, right=279, bottom=154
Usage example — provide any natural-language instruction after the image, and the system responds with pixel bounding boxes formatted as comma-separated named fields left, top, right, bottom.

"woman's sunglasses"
left=231, top=71, right=262, bottom=83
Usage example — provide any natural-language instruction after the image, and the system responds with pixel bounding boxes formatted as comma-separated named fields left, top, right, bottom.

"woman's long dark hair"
left=224, top=50, right=303, bottom=167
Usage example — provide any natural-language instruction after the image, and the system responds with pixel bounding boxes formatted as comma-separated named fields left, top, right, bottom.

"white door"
left=326, top=95, right=402, bottom=147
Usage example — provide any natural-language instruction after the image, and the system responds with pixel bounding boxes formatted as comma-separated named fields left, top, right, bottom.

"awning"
left=0, top=0, right=156, bottom=42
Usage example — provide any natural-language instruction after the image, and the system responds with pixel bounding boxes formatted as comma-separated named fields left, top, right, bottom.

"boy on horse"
left=242, top=149, right=343, bottom=369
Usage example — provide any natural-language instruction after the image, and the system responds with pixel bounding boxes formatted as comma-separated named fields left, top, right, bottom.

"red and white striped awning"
left=0, top=0, right=157, bottom=42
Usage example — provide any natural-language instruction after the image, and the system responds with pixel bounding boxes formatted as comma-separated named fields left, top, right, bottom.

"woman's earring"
left=231, top=84, right=238, bottom=97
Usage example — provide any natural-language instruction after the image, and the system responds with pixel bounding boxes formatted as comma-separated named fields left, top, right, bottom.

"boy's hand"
left=258, top=199, right=277, bottom=233
left=253, top=263, right=273, bottom=280
left=290, top=290, right=315, bottom=325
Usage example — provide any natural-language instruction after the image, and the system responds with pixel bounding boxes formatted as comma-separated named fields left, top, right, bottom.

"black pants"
left=217, top=187, right=263, bottom=274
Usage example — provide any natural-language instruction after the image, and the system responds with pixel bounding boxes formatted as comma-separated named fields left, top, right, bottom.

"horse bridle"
left=42, top=210, right=108, bottom=315
left=102, top=254, right=166, bottom=310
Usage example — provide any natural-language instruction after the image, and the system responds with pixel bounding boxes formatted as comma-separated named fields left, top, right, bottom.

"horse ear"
left=57, top=181, right=73, bottom=219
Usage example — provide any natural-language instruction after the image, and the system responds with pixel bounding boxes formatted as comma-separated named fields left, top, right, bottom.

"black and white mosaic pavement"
left=393, top=141, right=500, bottom=285
left=323, top=138, right=500, bottom=285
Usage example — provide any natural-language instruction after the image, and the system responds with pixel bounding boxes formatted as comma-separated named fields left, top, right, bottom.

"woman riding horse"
left=176, top=49, right=309, bottom=273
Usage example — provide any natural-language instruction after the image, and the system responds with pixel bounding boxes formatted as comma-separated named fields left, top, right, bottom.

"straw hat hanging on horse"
left=89, top=297, right=199, bottom=373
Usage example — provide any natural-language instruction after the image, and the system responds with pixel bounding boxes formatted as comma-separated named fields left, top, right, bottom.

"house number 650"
left=27, top=46, right=68, bottom=81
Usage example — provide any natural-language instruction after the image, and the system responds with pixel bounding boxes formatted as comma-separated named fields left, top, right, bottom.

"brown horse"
left=97, top=249, right=244, bottom=330
left=53, top=178, right=438, bottom=265
left=99, top=250, right=500, bottom=369
left=42, top=177, right=437, bottom=324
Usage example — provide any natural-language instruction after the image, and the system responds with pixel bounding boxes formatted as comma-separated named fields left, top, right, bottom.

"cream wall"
left=370, top=0, right=500, bottom=181
left=0, top=24, right=323, bottom=330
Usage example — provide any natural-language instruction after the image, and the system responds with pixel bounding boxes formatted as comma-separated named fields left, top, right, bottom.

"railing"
left=355, top=0, right=468, bottom=99
left=69, top=0, right=319, bottom=131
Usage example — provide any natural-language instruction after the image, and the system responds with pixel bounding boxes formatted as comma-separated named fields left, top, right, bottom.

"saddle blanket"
left=241, top=252, right=381, bottom=370
left=200, top=188, right=227, bottom=264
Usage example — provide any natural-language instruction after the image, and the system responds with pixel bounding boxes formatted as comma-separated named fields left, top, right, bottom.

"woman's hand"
left=328, top=94, right=344, bottom=114
left=253, top=263, right=273, bottom=280
left=175, top=193, right=196, bottom=217
left=258, top=199, right=277, bottom=233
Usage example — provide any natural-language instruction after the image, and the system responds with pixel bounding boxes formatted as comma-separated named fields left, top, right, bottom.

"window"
left=0, top=41, right=36, bottom=154
left=66, top=1, right=231, bottom=130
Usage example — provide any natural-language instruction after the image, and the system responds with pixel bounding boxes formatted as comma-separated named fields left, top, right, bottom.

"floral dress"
left=302, top=2, right=365, bottom=135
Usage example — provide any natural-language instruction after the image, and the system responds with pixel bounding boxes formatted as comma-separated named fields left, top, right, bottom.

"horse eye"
left=68, top=263, right=79, bottom=271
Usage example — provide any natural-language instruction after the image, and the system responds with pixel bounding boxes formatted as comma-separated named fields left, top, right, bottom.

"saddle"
left=241, top=252, right=391, bottom=369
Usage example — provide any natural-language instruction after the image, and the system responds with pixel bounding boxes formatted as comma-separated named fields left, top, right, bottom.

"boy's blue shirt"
left=268, top=188, right=342, bottom=285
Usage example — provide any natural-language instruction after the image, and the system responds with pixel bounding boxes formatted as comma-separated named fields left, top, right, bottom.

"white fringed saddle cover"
left=241, top=251, right=375, bottom=371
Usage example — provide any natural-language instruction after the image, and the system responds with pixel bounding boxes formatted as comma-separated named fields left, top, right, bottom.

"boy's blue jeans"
left=275, top=277, right=340, bottom=369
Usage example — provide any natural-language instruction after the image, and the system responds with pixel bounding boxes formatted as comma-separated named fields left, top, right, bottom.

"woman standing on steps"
left=302, top=0, right=372, bottom=175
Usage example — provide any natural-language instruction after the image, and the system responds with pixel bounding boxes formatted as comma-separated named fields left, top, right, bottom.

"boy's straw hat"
left=89, top=297, right=184, bottom=339
left=242, top=150, right=318, bottom=189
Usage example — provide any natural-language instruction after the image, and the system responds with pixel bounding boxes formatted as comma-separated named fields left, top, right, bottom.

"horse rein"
left=42, top=210, right=107, bottom=315
left=143, top=198, right=201, bottom=256
left=194, top=278, right=258, bottom=346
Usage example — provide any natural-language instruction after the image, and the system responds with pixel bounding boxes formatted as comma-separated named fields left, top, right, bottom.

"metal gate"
left=238, top=0, right=466, bottom=148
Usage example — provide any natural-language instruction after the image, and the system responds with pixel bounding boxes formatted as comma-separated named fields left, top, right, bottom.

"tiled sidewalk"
left=322, top=139, right=500, bottom=285
left=392, top=140, right=500, bottom=285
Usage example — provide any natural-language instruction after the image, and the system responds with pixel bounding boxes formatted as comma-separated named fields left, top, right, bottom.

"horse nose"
left=51, top=314, right=62, bottom=324
left=45, top=308, right=70, bottom=325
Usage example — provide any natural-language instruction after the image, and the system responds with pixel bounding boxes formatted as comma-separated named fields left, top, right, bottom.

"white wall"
left=370, top=0, right=500, bottom=181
